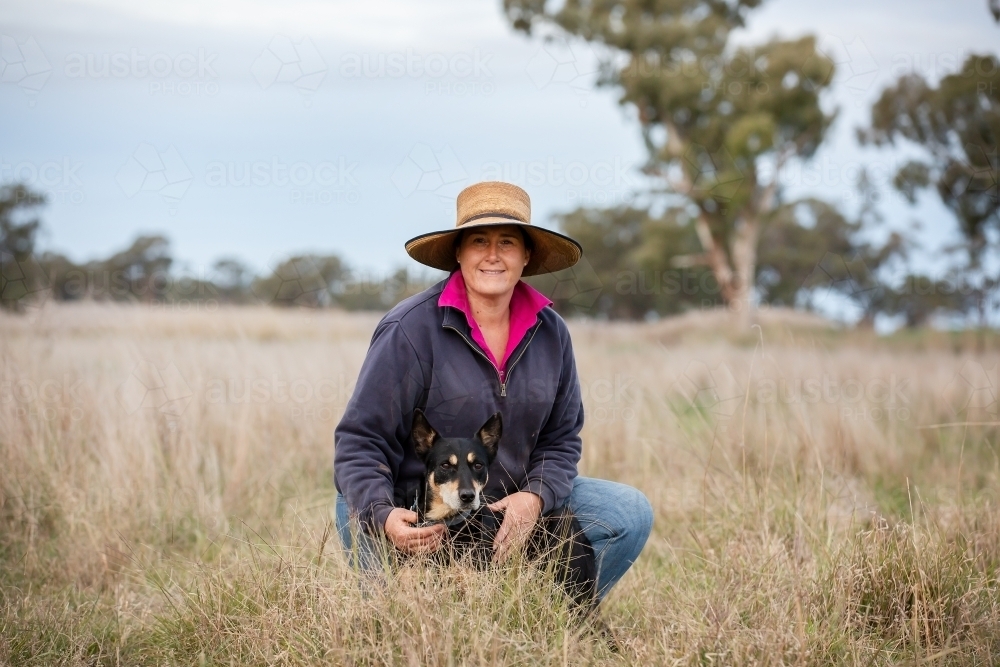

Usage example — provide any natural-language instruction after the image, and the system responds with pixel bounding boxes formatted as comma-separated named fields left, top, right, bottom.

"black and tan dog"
left=402, top=409, right=599, bottom=613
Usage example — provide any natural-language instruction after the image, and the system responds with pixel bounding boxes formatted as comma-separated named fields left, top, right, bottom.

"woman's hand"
left=488, top=491, right=542, bottom=562
left=383, top=508, right=446, bottom=555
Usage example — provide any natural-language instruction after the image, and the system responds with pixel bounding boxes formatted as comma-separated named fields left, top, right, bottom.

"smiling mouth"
left=479, top=269, right=505, bottom=276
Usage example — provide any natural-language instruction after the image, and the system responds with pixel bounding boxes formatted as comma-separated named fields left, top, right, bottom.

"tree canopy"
left=861, top=54, right=1000, bottom=325
left=503, top=0, right=837, bottom=325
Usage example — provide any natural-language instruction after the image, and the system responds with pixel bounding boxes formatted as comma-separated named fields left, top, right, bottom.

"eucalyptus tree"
left=861, top=54, right=1000, bottom=326
left=504, top=0, right=837, bottom=326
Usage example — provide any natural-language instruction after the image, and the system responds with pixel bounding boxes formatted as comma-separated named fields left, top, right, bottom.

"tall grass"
left=2, top=303, right=999, bottom=665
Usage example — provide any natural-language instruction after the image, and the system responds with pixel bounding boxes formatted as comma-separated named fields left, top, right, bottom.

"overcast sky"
left=2, top=0, right=998, bottom=279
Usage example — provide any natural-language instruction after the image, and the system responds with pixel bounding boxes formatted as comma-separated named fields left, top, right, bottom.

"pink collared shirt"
left=438, top=269, right=553, bottom=382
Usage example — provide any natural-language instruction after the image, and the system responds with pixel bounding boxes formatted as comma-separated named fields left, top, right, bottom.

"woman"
left=334, top=181, right=652, bottom=599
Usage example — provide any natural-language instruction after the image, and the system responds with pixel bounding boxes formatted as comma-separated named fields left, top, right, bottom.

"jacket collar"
left=437, top=270, right=552, bottom=371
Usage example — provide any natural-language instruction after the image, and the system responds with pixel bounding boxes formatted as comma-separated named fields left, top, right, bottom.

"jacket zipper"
left=502, top=325, right=540, bottom=397
left=443, top=323, right=540, bottom=397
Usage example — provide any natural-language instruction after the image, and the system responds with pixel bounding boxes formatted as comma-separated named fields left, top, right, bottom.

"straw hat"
left=404, top=181, right=582, bottom=276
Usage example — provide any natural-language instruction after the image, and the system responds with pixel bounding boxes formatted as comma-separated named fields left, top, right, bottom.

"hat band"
left=460, top=212, right=525, bottom=226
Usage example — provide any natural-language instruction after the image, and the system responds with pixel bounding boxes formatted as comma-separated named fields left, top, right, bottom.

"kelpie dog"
left=403, top=409, right=599, bottom=613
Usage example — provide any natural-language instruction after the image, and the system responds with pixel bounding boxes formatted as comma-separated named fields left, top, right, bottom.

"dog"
left=401, top=408, right=599, bottom=613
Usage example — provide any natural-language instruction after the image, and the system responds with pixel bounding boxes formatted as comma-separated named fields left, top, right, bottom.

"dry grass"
left=2, top=302, right=1000, bottom=665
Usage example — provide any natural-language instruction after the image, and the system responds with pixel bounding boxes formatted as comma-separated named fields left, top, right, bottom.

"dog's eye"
left=473, top=462, right=484, bottom=471
left=440, top=462, right=453, bottom=470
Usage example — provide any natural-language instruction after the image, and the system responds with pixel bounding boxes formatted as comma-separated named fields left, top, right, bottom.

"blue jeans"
left=336, top=476, right=653, bottom=599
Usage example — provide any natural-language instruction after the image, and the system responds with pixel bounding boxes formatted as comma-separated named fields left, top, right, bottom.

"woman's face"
left=455, top=225, right=531, bottom=300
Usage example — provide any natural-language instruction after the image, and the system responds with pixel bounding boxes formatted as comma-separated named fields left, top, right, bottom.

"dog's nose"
left=459, top=490, right=476, bottom=504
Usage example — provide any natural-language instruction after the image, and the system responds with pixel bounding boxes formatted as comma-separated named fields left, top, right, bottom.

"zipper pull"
left=500, top=383, right=506, bottom=397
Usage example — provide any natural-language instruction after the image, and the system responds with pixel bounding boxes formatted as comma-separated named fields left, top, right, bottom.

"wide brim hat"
left=404, top=181, right=582, bottom=277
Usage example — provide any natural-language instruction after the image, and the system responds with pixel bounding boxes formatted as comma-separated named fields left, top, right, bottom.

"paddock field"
left=2, top=303, right=999, bottom=665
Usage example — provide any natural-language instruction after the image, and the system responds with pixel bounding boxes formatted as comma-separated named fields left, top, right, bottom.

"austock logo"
left=116, top=360, right=194, bottom=417
left=391, top=143, right=468, bottom=202
left=0, top=35, right=53, bottom=101
left=251, top=35, right=327, bottom=93
left=422, top=358, right=472, bottom=431
left=0, top=250, right=50, bottom=307
left=478, top=156, right=638, bottom=206
left=0, top=249, right=51, bottom=324
left=2, top=373, right=85, bottom=421
left=204, top=156, right=361, bottom=205
left=64, top=47, right=220, bottom=97
left=682, top=143, right=745, bottom=203
left=339, top=48, right=495, bottom=97
left=812, top=34, right=878, bottom=104
left=251, top=253, right=330, bottom=307
left=2, top=157, right=86, bottom=204
left=758, top=374, right=911, bottom=422
left=527, top=254, right=603, bottom=313
left=669, top=360, right=744, bottom=421
left=961, top=143, right=998, bottom=204
left=116, top=143, right=194, bottom=206
left=944, top=361, right=1000, bottom=420
left=801, top=251, right=881, bottom=312
left=64, top=48, right=219, bottom=79
left=662, top=350, right=910, bottom=424
left=525, top=36, right=600, bottom=105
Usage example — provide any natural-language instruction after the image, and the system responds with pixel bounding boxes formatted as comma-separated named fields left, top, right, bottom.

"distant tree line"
left=534, top=179, right=983, bottom=328
left=0, top=184, right=437, bottom=313
left=0, top=171, right=992, bottom=327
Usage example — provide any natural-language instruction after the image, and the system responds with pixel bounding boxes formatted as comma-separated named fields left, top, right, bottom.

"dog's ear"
left=476, top=412, right=502, bottom=460
left=411, top=409, right=439, bottom=460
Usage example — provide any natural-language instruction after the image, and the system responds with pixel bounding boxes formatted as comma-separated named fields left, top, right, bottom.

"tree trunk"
left=694, top=213, right=736, bottom=302
left=729, top=215, right=759, bottom=331
left=693, top=211, right=759, bottom=331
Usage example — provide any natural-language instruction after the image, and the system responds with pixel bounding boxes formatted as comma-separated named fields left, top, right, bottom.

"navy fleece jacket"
left=333, top=277, right=584, bottom=533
